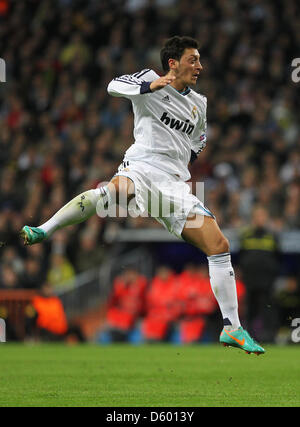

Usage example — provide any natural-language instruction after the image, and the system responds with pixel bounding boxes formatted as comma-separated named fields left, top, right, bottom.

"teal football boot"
left=220, top=327, right=265, bottom=355
left=20, top=226, right=47, bottom=246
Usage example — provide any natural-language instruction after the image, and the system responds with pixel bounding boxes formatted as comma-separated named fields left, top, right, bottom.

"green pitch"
left=0, top=343, right=299, bottom=407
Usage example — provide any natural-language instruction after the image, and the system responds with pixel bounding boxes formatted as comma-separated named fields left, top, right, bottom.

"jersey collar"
left=171, top=86, right=191, bottom=96
left=180, top=87, right=191, bottom=96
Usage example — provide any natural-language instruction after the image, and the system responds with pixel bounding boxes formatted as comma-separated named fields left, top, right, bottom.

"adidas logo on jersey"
left=160, top=112, right=195, bottom=135
left=162, top=95, right=171, bottom=103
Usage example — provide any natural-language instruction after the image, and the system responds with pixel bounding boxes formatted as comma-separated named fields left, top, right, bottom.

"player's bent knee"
left=207, top=235, right=230, bottom=256
left=217, top=235, right=230, bottom=254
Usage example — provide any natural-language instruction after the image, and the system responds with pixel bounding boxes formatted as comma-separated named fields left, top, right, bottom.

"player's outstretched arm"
left=107, top=70, right=176, bottom=99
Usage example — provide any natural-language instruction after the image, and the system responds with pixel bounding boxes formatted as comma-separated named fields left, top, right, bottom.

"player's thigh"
left=108, top=175, right=135, bottom=203
left=182, top=215, right=230, bottom=256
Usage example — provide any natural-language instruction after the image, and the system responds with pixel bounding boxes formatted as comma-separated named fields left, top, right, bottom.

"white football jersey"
left=107, top=69, right=207, bottom=181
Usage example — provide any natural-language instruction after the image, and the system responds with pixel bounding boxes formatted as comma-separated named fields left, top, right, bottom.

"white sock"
left=39, top=187, right=109, bottom=237
left=207, top=252, right=241, bottom=330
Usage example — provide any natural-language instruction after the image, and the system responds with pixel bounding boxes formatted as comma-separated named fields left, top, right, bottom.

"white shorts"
left=115, top=160, right=214, bottom=239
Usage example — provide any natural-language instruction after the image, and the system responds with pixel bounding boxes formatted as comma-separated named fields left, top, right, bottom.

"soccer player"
left=21, top=36, right=264, bottom=354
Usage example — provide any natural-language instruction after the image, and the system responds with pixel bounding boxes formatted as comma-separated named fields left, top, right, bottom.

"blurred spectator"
left=1, top=247, right=24, bottom=275
left=47, top=253, right=75, bottom=290
left=21, top=257, right=45, bottom=289
left=239, top=205, right=280, bottom=342
left=75, top=228, right=106, bottom=274
left=176, top=264, right=218, bottom=343
left=25, top=282, right=85, bottom=342
left=103, top=267, right=147, bottom=342
left=26, top=243, right=48, bottom=273
left=141, top=265, right=180, bottom=341
left=0, top=264, right=20, bottom=289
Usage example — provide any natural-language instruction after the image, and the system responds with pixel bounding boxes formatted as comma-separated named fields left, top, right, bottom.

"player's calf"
left=20, top=188, right=109, bottom=245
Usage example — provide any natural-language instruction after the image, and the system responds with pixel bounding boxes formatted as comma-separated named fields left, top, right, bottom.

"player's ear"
left=168, top=58, right=178, bottom=70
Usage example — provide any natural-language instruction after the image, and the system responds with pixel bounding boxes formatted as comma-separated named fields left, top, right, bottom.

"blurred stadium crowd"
left=0, top=0, right=299, bottom=341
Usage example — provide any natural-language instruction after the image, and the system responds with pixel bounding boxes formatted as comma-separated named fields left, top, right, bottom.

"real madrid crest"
left=191, top=106, right=197, bottom=119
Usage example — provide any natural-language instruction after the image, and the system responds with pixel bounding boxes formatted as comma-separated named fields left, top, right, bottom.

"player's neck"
left=170, top=80, right=188, bottom=93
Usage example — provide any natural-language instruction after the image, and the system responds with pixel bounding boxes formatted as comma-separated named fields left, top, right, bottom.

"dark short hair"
left=160, top=36, right=199, bottom=72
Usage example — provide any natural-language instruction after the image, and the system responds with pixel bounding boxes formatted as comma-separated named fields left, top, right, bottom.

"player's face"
left=170, top=48, right=203, bottom=88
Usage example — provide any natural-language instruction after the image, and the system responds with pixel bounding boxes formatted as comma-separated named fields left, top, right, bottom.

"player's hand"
left=150, top=73, right=176, bottom=92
